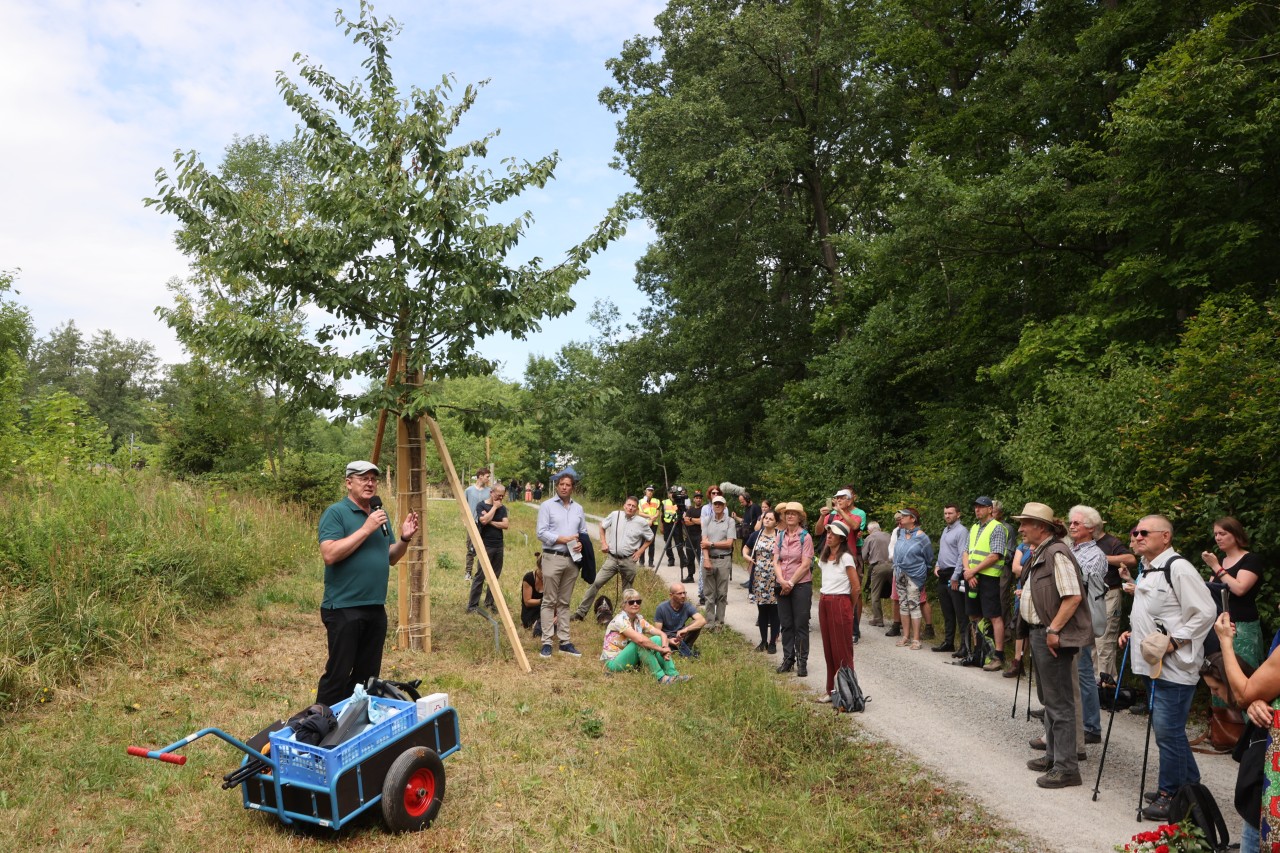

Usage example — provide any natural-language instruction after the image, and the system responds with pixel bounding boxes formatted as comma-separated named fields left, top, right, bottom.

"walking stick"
left=1136, top=679, right=1156, bottom=822
left=1025, top=643, right=1036, bottom=721
left=1010, top=608, right=1023, bottom=718
left=1092, top=641, right=1132, bottom=801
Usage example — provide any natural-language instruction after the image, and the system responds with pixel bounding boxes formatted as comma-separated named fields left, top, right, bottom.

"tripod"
left=666, top=505, right=700, bottom=583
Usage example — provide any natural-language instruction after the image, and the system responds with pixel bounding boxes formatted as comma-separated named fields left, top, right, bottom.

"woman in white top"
left=817, top=520, right=860, bottom=701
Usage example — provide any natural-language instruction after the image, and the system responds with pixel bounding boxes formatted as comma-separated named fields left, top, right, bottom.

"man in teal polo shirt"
left=315, top=460, right=419, bottom=705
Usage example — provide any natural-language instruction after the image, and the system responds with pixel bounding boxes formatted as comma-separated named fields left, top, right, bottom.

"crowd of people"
left=314, top=460, right=1274, bottom=846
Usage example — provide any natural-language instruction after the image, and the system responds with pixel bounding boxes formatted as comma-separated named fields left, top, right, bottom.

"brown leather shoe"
left=1002, top=658, right=1024, bottom=678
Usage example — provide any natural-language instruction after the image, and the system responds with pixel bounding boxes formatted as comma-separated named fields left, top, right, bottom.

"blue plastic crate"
left=270, top=696, right=416, bottom=787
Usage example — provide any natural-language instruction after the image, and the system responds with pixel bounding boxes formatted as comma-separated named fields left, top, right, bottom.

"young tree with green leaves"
left=148, top=4, right=627, bottom=422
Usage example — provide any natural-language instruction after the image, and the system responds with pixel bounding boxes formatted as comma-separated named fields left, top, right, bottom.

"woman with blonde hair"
left=774, top=502, right=815, bottom=678
left=600, top=588, right=690, bottom=684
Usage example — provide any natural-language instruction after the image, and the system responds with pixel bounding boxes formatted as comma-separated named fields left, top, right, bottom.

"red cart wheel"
left=381, top=747, right=446, bottom=832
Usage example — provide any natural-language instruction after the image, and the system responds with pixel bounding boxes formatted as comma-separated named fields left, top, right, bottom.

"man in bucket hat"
left=1119, top=514, right=1216, bottom=820
left=1015, top=501, right=1091, bottom=789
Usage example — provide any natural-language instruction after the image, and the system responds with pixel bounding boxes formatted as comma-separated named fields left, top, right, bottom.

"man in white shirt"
left=1119, top=514, right=1216, bottom=821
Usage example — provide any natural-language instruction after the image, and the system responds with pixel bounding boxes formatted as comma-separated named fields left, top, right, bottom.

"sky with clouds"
left=0, top=0, right=664, bottom=381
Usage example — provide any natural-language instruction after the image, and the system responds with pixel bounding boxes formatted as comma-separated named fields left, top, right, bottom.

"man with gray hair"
left=701, top=494, right=737, bottom=630
left=862, top=522, right=892, bottom=627
left=1120, top=515, right=1216, bottom=820
left=572, top=495, right=653, bottom=622
left=1089, top=510, right=1137, bottom=683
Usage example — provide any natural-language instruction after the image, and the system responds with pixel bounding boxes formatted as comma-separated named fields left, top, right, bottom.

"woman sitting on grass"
left=600, top=589, right=691, bottom=684
left=521, top=557, right=545, bottom=635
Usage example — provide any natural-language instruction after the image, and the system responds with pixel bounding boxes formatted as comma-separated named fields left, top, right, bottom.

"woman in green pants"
left=600, top=589, right=692, bottom=684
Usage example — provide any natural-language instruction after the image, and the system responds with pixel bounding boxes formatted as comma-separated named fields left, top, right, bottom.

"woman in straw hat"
left=774, top=502, right=815, bottom=678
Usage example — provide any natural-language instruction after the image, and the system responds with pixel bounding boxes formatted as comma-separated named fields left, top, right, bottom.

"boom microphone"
left=719, top=481, right=746, bottom=498
left=369, top=496, right=391, bottom=537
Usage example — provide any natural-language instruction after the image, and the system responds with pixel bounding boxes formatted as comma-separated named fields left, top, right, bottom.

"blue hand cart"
left=128, top=696, right=461, bottom=833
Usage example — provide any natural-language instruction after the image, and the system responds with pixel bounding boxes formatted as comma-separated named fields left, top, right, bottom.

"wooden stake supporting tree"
left=149, top=7, right=624, bottom=675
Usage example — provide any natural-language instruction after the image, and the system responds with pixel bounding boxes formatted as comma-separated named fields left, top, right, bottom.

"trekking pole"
left=1092, top=641, right=1132, bottom=801
left=1136, top=679, right=1156, bottom=822
left=1024, top=640, right=1034, bottom=712
left=1010, top=609, right=1023, bottom=718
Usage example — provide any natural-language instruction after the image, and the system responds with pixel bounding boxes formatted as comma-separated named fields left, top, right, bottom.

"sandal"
left=910, top=641, right=922, bottom=650
left=659, top=675, right=676, bottom=685
left=674, top=674, right=693, bottom=683
left=895, top=638, right=910, bottom=647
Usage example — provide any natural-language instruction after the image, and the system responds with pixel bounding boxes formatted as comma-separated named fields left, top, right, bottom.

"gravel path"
left=640, top=547, right=1240, bottom=853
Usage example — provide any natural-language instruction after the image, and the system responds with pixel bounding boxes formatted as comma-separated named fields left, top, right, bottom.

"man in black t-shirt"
left=468, top=484, right=509, bottom=612
left=1092, top=518, right=1137, bottom=682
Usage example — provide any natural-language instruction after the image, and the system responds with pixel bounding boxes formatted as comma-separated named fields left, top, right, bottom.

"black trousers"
left=468, top=545, right=504, bottom=609
left=778, top=582, right=812, bottom=666
left=316, top=605, right=387, bottom=706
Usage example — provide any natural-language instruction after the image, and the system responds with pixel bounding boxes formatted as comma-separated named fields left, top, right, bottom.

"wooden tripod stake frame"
left=372, top=351, right=531, bottom=674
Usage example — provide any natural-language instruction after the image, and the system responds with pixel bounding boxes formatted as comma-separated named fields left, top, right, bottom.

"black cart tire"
left=381, top=747, right=446, bottom=832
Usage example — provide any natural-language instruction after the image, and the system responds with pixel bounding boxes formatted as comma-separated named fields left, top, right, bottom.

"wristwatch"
left=1046, top=627, right=1061, bottom=636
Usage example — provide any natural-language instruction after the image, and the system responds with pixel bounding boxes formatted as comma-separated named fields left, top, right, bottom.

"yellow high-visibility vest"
left=967, top=520, right=1006, bottom=577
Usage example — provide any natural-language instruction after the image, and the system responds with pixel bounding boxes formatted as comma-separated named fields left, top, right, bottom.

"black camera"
left=670, top=485, right=688, bottom=509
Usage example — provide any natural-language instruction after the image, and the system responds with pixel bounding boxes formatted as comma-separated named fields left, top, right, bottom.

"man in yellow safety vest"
left=638, top=485, right=662, bottom=569
left=960, top=495, right=1009, bottom=671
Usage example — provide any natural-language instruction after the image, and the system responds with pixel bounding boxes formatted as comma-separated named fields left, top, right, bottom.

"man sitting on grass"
left=654, top=582, right=706, bottom=658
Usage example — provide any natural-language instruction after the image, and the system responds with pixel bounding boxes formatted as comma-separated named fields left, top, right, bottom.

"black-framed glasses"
left=1131, top=528, right=1164, bottom=538
left=625, top=598, right=642, bottom=605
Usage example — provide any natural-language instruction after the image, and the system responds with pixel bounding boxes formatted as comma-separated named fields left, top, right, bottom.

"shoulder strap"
left=1145, top=552, right=1186, bottom=599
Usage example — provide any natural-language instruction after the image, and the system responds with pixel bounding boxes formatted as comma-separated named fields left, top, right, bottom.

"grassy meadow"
left=0, top=482, right=1029, bottom=851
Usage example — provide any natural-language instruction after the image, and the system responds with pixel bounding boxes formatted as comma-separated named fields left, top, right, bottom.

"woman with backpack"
left=774, top=502, right=814, bottom=678
left=817, top=519, right=860, bottom=702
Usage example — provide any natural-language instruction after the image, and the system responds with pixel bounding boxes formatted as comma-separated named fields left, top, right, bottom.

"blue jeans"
left=1241, top=820, right=1259, bottom=853
left=1151, top=679, right=1199, bottom=795
left=1077, top=644, right=1101, bottom=735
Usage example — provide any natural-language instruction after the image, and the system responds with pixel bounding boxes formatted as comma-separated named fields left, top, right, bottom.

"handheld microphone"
left=369, top=496, right=392, bottom=537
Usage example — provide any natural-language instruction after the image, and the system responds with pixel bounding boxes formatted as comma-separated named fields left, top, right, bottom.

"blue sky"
left=0, top=0, right=663, bottom=381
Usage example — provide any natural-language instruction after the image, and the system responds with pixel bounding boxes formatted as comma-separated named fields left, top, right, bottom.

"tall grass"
left=0, top=471, right=315, bottom=710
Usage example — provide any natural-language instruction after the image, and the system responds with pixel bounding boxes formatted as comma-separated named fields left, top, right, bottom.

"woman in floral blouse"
left=744, top=509, right=781, bottom=654
left=600, top=589, right=691, bottom=684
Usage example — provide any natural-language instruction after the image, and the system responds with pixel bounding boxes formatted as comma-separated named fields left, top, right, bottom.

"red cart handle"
left=127, top=746, right=187, bottom=765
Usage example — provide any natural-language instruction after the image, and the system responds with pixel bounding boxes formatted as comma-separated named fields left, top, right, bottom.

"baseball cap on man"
left=346, top=460, right=380, bottom=477
left=711, top=495, right=727, bottom=505
left=973, top=495, right=994, bottom=507
left=833, top=489, right=853, bottom=499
